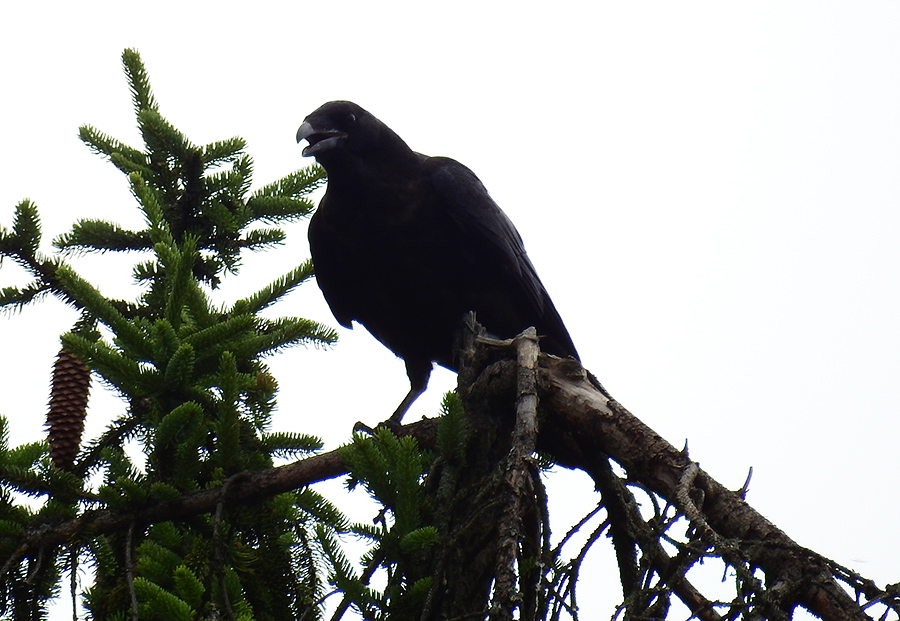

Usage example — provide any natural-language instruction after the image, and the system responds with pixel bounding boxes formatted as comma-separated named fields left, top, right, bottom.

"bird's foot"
left=352, top=418, right=403, bottom=435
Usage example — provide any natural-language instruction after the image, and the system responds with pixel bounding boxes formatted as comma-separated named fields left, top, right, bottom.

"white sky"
left=2, top=2, right=899, bottom=619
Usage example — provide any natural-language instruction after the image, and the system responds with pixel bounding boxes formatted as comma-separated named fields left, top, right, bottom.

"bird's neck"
left=323, top=148, right=423, bottom=188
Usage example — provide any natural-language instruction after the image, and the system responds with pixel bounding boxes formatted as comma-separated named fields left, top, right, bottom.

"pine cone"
left=46, top=348, right=91, bottom=470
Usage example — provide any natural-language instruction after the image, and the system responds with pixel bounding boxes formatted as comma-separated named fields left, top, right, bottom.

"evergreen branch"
left=317, top=522, right=366, bottom=612
left=202, top=138, right=246, bottom=168
left=122, top=48, right=158, bottom=114
left=137, top=109, right=194, bottom=164
left=240, top=228, right=285, bottom=250
left=77, top=125, right=148, bottom=173
left=160, top=235, right=213, bottom=328
left=435, top=392, right=466, bottom=464
left=212, top=353, right=242, bottom=470
left=1, top=204, right=45, bottom=269
left=109, top=152, right=154, bottom=178
left=132, top=259, right=160, bottom=283
left=172, top=565, right=205, bottom=611
left=95, top=447, right=148, bottom=507
left=198, top=199, right=237, bottom=232
left=193, top=256, right=224, bottom=288
left=54, top=220, right=151, bottom=253
left=204, top=169, right=244, bottom=202
left=0, top=210, right=71, bottom=312
left=129, top=173, right=174, bottom=248
left=181, top=314, right=256, bottom=360
left=149, top=319, right=179, bottom=368
left=252, top=166, right=326, bottom=199
left=0, top=204, right=67, bottom=312
left=11, top=200, right=41, bottom=256
left=293, top=488, right=347, bottom=531
left=0, top=464, right=48, bottom=498
left=71, top=415, right=140, bottom=479
left=246, top=195, right=315, bottom=222
left=163, top=344, right=195, bottom=388
left=5, top=424, right=438, bottom=553
left=61, top=333, right=153, bottom=397
left=232, top=154, right=254, bottom=199
left=154, top=403, right=205, bottom=485
left=261, top=433, right=323, bottom=459
left=204, top=155, right=254, bottom=206
left=342, top=430, right=428, bottom=535
left=133, top=577, right=195, bottom=620
left=231, top=260, right=315, bottom=315
left=241, top=317, right=338, bottom=357
left=0, top=283, right=49, bottom=311
left=55, top=266, right=152, bottom=361
left=342, top=434, right=392, bottom=502
left=0, top=442, right=47, bottom=497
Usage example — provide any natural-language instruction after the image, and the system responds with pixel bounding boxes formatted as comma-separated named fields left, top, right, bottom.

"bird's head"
left=296, top=101, right=363, bottom=157
left=297, top=101, right=415, bottom=173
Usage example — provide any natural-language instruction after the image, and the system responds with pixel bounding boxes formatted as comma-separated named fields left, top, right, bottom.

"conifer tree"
left=0, top=49, right=344, bottom=619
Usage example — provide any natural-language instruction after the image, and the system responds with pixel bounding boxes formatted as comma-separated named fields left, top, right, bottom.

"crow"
left=297, top=101, right=578, bottom=425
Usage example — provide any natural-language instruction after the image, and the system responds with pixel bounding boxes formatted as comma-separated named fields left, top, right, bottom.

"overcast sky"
left=2, top=2, right=899, bottom=619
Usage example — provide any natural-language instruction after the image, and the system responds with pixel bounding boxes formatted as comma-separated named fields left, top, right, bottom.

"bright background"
left=2, top=2, right=898, bottom=619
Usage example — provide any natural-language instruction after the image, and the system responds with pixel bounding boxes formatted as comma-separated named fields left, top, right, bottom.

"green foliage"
left=332, top=418, right=460, bottom=620
left=133, top=577, right=196, bottom=621
left=0, top=49, right=343, bottom=619
left=435, top=390, right=466, bottom=464
left=311, top=391, right=475, bottom=620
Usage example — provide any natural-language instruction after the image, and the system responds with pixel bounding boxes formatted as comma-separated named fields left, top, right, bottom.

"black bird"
left=297, top=101, right=578, bottom=424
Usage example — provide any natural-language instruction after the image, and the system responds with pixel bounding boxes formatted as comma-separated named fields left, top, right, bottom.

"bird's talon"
left=354, top=419, right=403, bottom=436
left=353, top=421, right=376, bottom=435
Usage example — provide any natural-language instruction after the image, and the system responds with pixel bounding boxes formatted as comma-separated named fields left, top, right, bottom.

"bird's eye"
left=346, top=113, right=357, bottom=125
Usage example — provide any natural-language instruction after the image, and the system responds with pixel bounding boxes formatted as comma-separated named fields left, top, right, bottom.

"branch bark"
left=490, top=327, right=541, bottom=620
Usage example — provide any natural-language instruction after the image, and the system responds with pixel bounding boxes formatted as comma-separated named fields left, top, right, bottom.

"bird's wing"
left=427, top=157, right=543, bottom=296
left=307, top=193, right=356, bottom=329
left=425, top=156, right=579, bottom=360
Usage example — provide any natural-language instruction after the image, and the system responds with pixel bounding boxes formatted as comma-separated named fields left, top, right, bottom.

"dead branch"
left=531, top=355, right=874, bottom=621
left=491, top=327, right=541, bottom=620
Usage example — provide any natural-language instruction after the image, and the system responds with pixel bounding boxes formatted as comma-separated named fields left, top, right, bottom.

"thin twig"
left=213, top=474, right=243, bottom=621
left=125, top=522, right=139, bottom=621
left=70, top=546, right=78, bottom=621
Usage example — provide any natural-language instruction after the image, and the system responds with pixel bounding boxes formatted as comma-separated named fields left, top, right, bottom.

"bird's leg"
left=354, top=363, right=432, bottom=434
left=387, top=383, right=426, bottom=426
left=388, top=363, right=432, bottom=425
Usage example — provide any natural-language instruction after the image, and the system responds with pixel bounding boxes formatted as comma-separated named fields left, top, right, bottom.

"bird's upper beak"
left=296, top=121, right=347, bottom=157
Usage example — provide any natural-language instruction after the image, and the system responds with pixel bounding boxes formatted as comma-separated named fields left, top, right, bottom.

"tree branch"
left=532, top=356, right=874, bottom=621
left=490, top=327, right=540, bottom=620
left=10, top=420, right=437, bottom=557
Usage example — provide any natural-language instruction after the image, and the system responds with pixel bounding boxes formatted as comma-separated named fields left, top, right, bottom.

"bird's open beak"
left=297, top=121, right=346, bottom=157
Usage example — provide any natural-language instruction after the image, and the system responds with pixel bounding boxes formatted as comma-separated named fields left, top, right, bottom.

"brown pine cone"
left=46, top=348, right=91, bottom=470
